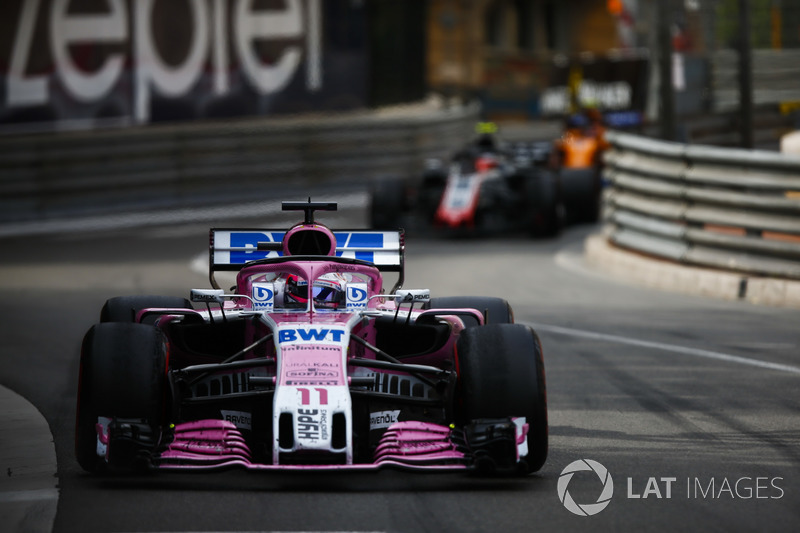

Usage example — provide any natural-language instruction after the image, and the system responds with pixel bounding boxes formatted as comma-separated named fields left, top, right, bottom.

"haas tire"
left=75, top=322, right=167, bottom=472
left=456, top=323, right=548, bottom=474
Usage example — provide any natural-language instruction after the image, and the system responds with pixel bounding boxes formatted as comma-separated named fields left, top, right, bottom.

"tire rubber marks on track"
left=526, top=322, right=800, bottom=376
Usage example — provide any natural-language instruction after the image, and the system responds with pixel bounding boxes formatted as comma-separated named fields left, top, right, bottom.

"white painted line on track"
left=526, top=322, right=800, bottom=376
left=0, top=488, right=59, bottom=503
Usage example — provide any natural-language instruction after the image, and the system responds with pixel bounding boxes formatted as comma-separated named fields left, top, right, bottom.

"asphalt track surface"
left=1, top=196, right=799, bottom=533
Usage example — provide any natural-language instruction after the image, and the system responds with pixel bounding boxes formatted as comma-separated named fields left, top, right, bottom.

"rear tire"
left=370, top=176, right=407, bottom=230
left=419, top=170, right=447, bottom=222
left=100, top=295, right=192, bottom=323
left=524, top=169, right=563, bottom=238
left=426, top=296, right=513, bottom=327
left=560, top=167, right=601, bottom=224
left=456, top=324, right=548, bottom=474
left=75, top=322, right=167, bottom=473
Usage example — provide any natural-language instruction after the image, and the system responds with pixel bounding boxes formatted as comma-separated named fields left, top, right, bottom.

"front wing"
left=99, top=418, right=530, bottom=474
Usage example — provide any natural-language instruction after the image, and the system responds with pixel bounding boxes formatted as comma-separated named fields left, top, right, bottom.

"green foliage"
left=714, top=0, right=774, bottom=49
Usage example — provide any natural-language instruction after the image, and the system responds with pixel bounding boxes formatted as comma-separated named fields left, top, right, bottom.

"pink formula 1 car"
left=76, top=201, right=548, bottom=475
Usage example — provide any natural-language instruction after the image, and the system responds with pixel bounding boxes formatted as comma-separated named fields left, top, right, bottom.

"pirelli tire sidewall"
left=75, top=322, right=168, bottom=472
left=455, top=323, right=548, bottom=474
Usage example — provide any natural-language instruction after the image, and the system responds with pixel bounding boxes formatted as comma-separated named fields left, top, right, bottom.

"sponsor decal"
left=228, top=232, right=283, bottom=263
left=296, top=408, right=328, bottom=442
left=287, top=369, right=338, bottom=378
left=297, top=387, right=328, bottom=406
left=223, top=231, right=387, bottom=264
left=252, top=282, right=275, bottom=310
left=282, top=357, right=342, bottom=386
left=369, top=410, right=401, bottom=430
left=220, top=410, right=252, bottom=431
left=278, top=327, right=346, bottom=344
left=282, top=346, right=339, bottom=354
left=346, top=283, right=368, bottom=311
left=284, top=361, right=337, bottom=367
left=285, top=365, right=339, bottom=386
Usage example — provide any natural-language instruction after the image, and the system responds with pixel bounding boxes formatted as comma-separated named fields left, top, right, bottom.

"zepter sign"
left=5, top=0, right=323, bottom=123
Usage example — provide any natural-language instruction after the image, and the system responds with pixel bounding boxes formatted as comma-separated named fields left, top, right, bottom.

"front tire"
left=456, top=324, right=548, bottom=474
left=75, top=322, right=167, bottom=472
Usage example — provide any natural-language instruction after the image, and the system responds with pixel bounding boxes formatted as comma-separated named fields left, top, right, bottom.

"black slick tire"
left=100, top=295, right=193, bottom=323
left=370, top=176, right=407, bottom=230
left=426, top=296, right=513, bottom=327
left=75, top=322, right=167, bottom=473
left=456, top=323, right=548, bottom=474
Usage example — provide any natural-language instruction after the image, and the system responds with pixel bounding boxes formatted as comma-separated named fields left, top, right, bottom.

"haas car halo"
left=76, top=200, right=548, bottom=475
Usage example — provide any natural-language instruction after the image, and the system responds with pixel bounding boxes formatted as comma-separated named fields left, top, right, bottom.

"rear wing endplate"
left=209, top=228, right=405, bottom=289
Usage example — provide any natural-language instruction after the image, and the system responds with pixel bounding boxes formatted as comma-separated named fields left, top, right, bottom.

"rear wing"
left=209, top=228, right=405, bottom=289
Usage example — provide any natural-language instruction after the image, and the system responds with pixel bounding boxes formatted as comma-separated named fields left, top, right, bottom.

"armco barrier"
left=0, top=103, right=479, bottom=223
left=602, top=130, right=800, bottom=281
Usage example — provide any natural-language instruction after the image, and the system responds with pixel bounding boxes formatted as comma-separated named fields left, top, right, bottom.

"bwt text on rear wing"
left=208, top=228, right=405, bottom=289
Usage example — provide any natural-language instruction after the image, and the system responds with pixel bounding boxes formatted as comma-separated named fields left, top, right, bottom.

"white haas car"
left=76, top=201, right=548, bottom=475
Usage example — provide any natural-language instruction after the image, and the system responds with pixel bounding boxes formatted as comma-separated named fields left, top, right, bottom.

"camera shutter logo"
left=557, top=459, right=614, bottom=516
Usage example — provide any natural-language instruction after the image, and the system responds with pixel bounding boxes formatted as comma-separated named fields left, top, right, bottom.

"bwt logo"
left=252, top=283, right=274, bottom=310
left=347, top=286, right=367, bottom=302
left=278, top=327, right=346, bottom=343
left=230, top=232, right=285, bottom=263
left=227, top=231, right=382, bottom=264
left=346, top=284, right=368, bottom=311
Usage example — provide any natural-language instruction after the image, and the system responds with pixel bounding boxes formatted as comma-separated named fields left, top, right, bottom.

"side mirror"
left=395, top=289, right=431, bottom=303
left=190, top=289, right=226, bottom=304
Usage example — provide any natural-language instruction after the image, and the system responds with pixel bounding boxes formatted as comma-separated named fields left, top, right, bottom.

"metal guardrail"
left=0, top=103, right=480, bottom=224
left=603, top=130, right=800, bottom=280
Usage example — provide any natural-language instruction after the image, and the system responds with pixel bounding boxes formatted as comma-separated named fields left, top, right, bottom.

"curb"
left=584, top=234, right=800, bottom=310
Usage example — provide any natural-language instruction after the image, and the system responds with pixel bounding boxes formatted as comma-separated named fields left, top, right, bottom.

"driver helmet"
left=310, top=272, right=347, bottom=309
left=283, top=274, right=309, bottom=308
left=475, top=153, right=499, bottom=172
left=284, top=272, right=347, bottom=310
